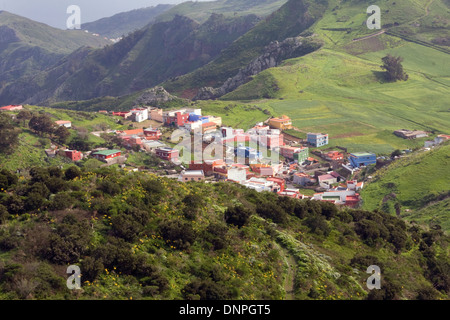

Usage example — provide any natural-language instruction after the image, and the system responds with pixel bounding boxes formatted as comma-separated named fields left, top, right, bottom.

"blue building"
left=188, top=113, right=201, bottom=122
left=349, top=152, right=376, bottom=168
left=235, top=146, right=262, bottom=160
left=307, top=133, right=329, bottom=147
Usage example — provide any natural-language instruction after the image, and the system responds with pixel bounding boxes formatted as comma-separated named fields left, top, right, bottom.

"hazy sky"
left=0, top=0, right=210, bottom=29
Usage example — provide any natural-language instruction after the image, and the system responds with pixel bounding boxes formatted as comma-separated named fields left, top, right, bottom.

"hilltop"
left=81, top=5, right=174, bottom=39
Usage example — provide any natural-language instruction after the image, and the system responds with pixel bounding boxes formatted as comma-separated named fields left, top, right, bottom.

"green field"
left=221, top=43, right=449, bottom=154
left=360, top=143, right=450, bottom=230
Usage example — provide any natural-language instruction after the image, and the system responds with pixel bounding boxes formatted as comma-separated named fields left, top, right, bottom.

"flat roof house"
left=179, top=170, right=205, bottom=182
left=307, top=133, right=328, bottom=147
left=92, top=149, right=122, bottom=161
left=268, top=116, right=292, bottom=130
left=55, top=120, right=72, bottom=128
left=348, top=152, right=376, bottom=168
left=156, top=147, right=179, bottom=161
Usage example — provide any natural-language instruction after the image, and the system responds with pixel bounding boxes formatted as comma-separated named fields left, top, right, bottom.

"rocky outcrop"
left=134, top=86, right=176, bottom=105
left=194, top=35, right=322, bottom=100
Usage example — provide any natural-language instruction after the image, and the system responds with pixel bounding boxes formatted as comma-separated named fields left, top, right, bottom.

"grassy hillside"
left=0, top=105, right=128, bottom=172
left=163, top=0, right=328, bottom=97
left=82, top=5, right=173, bottom=39
left=0, top=167, right=448, bottom=300
left=221, top=45, right=449, bottom=154
left=361, top=143, right=450, bottom=230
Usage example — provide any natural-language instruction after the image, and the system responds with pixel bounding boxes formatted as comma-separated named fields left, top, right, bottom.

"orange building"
left=268, top=115, right=292, bottom=130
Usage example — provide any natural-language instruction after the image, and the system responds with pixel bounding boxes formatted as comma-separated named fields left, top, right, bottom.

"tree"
left=54, top=126, right=71, bottom=144
left=224, top=205, right=252, bottom=228
left=381, top=54, right=408, bottom=82
left=65, top=166, right=81, bottom=180
left=16, top=110, right=33, bottom=127
left=0, top=114, right=21, bottom=154
left=29, top=114, right=55, bottom=137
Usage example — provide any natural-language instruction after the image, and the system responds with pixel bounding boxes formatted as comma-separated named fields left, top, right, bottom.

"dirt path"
left=279, top=246, right=296, bottom=300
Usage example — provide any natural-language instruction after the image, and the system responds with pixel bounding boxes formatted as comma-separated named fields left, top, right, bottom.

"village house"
left=293, top=172, right=316, bottom=186
left=156, top=147, right=179, bottom=161
left=214, top=163, right=250, bottom=181
left=179, top=170, right=205, bottom=182
left=307, top=132, right=328, bottom=147
left=325, top=151, right=344, bottom=161
left=142, top=140, right=166, bottom=152
left=241, top=177, right=282, bottom=193
left=201, top=122, right=217, bottom=134
left=348, top=152, right=376, bottom=168
left=61, top=150, right=83, bottom=161
left=250, top=164, right=274, bottom=177
left=143, top=127, right=162, bottom=140
left=279, top=188, right=305, bottom=199
left=149, top=108, right=163, bottom=122
left=268, top=115, right=292, bottom=130
left=112, top=111, right=132, bottom=119
left=55, top=120, right=72, bottom=128
left=189, top=159, right=225, bottom=176
left=130, top=108, right=149, bottom=123
left=92, top=149, right=122, bottom=161
left=394, top=129, right=428, bottom=139
left=0, top=105, right=23, bottom=111
left=424, top=134, right=450, bottom=148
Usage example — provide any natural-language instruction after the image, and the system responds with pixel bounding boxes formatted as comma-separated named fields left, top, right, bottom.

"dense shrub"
left=111, top=213, right=143, bottom=242
left=183, top=279, right=231, bottom=300
left=224, top=205, right=252, bottom=228
left=65, top=166, right=82, bottom=180
left=99, top=180, right=121, bottom=196
left=304, top=213, right=330, bottom=236
left=256, top=201, right=288, bottom=224
left=204, top=223, right=228, bottom=251
left=159, top=219, right=196, bottom=250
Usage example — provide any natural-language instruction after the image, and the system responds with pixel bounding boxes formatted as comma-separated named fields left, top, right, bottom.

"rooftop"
left=350, top=152, right=375, bottom=157
left=183, top=170, right=204, bottom=176
left=92, top=149, right=121, bottom=156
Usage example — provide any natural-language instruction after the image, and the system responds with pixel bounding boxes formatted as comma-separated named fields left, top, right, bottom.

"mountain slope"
left=82, top=4, right=174, bottom=39
left=0, top=13, right=261, bottom=105
left=0, top=11, right=109, bottom=90
left=163, top=0, right=328, bottom=98
left=0, top=159, right=449, bottom=300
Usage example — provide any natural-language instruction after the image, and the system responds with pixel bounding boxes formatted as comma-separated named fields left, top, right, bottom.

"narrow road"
left=279, top=246, right=296, bottom=300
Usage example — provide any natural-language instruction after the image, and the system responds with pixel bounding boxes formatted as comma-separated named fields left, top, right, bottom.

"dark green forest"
left=0, top=166, right=448, bottom=300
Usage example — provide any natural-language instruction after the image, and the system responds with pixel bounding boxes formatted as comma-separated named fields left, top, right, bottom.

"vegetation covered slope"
left=0, top=13, right=261, bottom=105
left=154, top=0, right=288, bottom=24
left=361, top=143, right=450, bottom=231
left=81, top=5, right=174, bottom=39
left=0, top=11, right=109, bottom=87
left=163, top=0, right=328, bottom=97
left=0, top=167, right=448, bottom=300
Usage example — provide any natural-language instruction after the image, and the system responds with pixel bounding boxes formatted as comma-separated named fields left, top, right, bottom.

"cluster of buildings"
left=424, top=134, right=450, bottom=148
left=313, top=180, right=364, bottom=208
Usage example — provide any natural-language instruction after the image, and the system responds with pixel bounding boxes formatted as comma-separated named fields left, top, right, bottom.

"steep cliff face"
left=194, top=35, right=322, bottom=100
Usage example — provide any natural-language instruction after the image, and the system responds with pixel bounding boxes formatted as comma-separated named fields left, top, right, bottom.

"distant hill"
left=0, top=10, right=110, bottom=92
left=154, top=0, right=288, bottom=23
left=82, top=4, right=174, bottom=39
left=0, top=13, right=262, bottom=105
